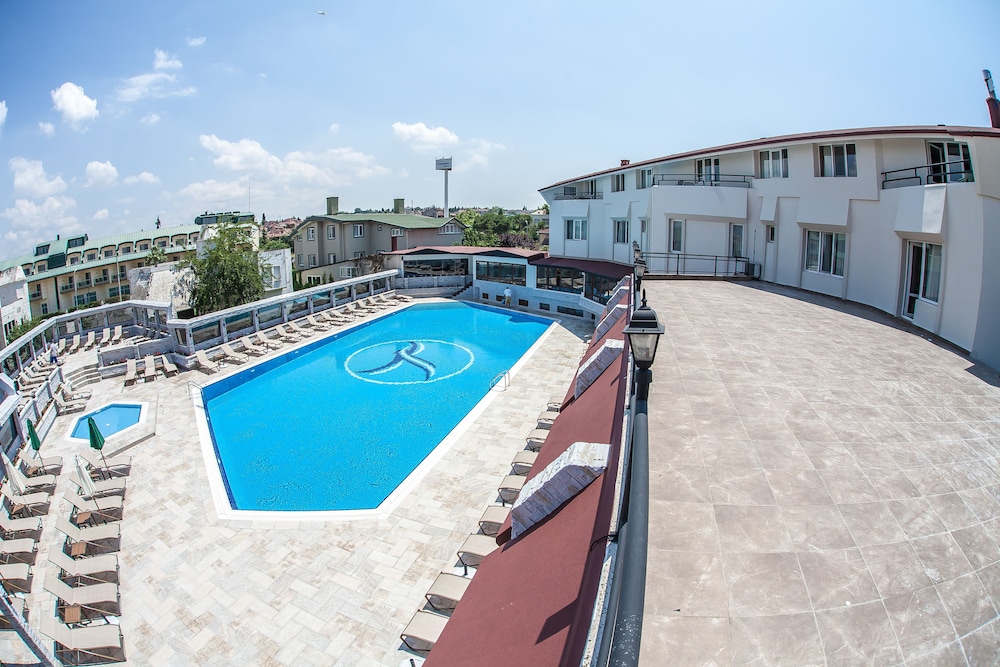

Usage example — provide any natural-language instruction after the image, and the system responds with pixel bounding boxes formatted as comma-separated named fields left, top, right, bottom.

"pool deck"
left=1, top=301, right=592, bottom=665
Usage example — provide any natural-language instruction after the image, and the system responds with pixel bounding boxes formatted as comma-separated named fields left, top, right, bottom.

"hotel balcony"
left=28, top=290, right=42, bottom=301
left=94, top=276, right=110, bottom=285
left=553, top=188, right=603, bottom=200
left=59, top=283, right=75, bottom=293
left=652, top=173, right=754, bottom=188
left=882, top=159, right=975, bottom=189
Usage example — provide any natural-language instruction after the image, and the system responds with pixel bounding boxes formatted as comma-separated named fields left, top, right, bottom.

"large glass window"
left=904, top=241, right=943, bottom=317
left=612, top=173, right=625, bottom=192
left=636, top=168, right=653, bottom=189
left=927, top=142, right=973, bottom=184
left=403, top=258, right=469, bottom=277
left=805, top=231, right=846, bottom=276
left=307, top=227, right=315, bottom=241
left=819, top=143, right=857, bottom=177
left=565, top=219, right=587, bottom=241
left=614, top=220, right=630, bottom=245
left=326, top=225, right=336, bottom=240
left=536, top=266, right=584, bottom=293
left=475, top=261, right=526, bottom=286
left=759, top=149, right=788, bottom=178
left=696, top=157, right=720, bottom=182
left=671, top=219, right=683, bottom=252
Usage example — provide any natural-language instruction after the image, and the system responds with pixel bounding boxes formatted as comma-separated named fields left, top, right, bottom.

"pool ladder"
left=490, top=369, right=510, bottom=391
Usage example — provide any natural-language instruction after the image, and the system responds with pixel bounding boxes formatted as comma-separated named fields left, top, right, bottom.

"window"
left=104, top=250, right=114, bottom=258
left=818, top=143, right=857, bottom=177
left=308, top=254, right=316, bottom=267
left=583, top=179, right=598, bottom=196
left=391, top=228, right=404, bottom=237
left=927, top=142, right=973, bottom=184
left=37, top=263, right=46, bottom=272
left=767, top=225, right=776, bottom=243
left=476, top=261, right=527, bottom=286
left=759, top=149, right=788, bottom=178
left=670, top=219, right=683, bottom=253
left=403, top=258, right=469, bottom=277
left=340, top=266, right=356, bottom=278
left=614, top=220, right=630, bottom=245
left=353, top=224, right=365, bottom=238
left=354, top=251, right=365, bottom=259
left=307, top=276, right=321, bottom=286
left=904, top=242, right=943, bottom=316
left=805, top=230, right=846, bottom=276
left=296, top=234, right=302, bottom=242
left=67, top=236, right=86, bottom=248
left=326, top=226, right=336, bottom=240
left=35, top=244, right=50, bottom=256
left=697, top=157, right=720, bottom=182
left=121, top=285, right=130, bottom=296
left=565, top=219, right=587, bottom=241
left=730, top=224, right=744, bottom=257
left=40, top=303, right=48, bottom=315
left=537, top=266, right=584, bottom=293
left=557, top=305, right=585, bottom=317
left=307, top=227, right=315, bottom=241
left=612, top=173, right=626, bottom=192
left=157, top=240, right=167, bottom=248
left=121, top=246, right=132, bottom=254
left=297, top=254, right=304, bottom=267
left=327, top=253, right=336, bottom=264
left=636, top=168, right=653, bottom=189
left=440, top=223, right=458, bottom=234
left=139, top=243, right=149, bottom=251
left=86, top=253, right=96, bottom=261
left=70, top=257, right=80, bottom=265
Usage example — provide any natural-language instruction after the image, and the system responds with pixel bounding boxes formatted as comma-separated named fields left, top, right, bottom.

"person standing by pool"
left=504, top=286, right=512, bottom=306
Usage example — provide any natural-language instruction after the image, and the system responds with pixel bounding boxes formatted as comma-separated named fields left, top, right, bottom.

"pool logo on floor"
left=345, top=339, right=474, bottom=385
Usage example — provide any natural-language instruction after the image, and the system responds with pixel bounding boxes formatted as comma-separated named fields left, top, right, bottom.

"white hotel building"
left=540, top=125, right=1000, bottom=371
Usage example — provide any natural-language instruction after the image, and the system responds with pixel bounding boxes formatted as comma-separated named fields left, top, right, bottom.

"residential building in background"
left=0, top=266, right=30, bottom=346
left=541, top=125, right=1000, bottom=370
left=194, top=211, right=255, bottom=226
left=292, top=196, right=466, bottom=284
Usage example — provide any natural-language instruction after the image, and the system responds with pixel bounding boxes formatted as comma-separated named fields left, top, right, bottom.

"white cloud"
left=328, top=123, right=340, bottom=133
left=92, top=208, right=109, bottom=220
left=50, top=82, right=99, bottom=129
left=9, top=157, right=67, bottom=197
left=153, top=48, right=183, bottom=70
left=186, top=36, right=206, bottom=47
left=200, top=135, right=283, bottom=175
left=392, top=121, right=459, bottom=152
left=458, top=138, right=507, bottom=172
left=38, top=122, right=55, bottom=137
left=1, top=196, right=80, bottom=255
left=140, top=113, right=161, bottom=126
left=84, top=160, right=119, bottom=188
left=179, top=178, right=247, bottom=203
left=117, top=72, right=195, bottom=102
left=0, top=100, right=6, bottom=137
left=124, top=171, right=159, bottom=185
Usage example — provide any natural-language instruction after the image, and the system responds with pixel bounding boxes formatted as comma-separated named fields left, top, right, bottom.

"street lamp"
left=622, top=291, right=663, bottom=391
left=633, top=257, right=646, bottom=295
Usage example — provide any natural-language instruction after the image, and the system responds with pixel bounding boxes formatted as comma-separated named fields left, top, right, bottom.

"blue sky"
left=0, top=0, right=997, bottom=258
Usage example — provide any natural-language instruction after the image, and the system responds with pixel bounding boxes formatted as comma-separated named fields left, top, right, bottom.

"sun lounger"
left=142, top=355, right=158, bottom=381
left=17, top=449, right=62, bottom=477
left=393, top=292, right=414, bottom=302
left=344, top=301, right=370, bottom=318
left=274, top=323, right=302, bottom=341
left=68, top=472, right=126, bottom=499
left=66, top=334, right=81, bottom=354
left=0, top=537, right=38, bottom=564
left=374, top=293, right=397, bottom=308
left=57, top=338, right=67, bottom=355
left=305, top=314, right=331, bottom=330
left=79, top=451, right=131, bottom=478
left=110, top=325, right=123, bottom=344
left=425, top=572, right=471, bottom=611
left=525, top=428, right=548, bottom=452
left=40, top=615, right=127, bottom=664
left=286, top=320, right=313, bottom=337
left=478, top=505, right=511, bottom=537
left=511, top=450, right=538, bottom=475
left=123, top=358, right=138, bottom=386
left=195, top=349, right=220, bottom=374
left=255, top=331, right=283, bottom=349
left=547, top=394, right=566, bottom=412
left=82, top=331, right=96, bottom=350
left=219, top=343, right=247, bottom=363
left=0, top=562, right=32, bottom=594
left=63, top=491, right=124, bottom=525
left=536, top=409, right=559, bottom=429
left=457, top=534, right=498, bottom=570
left=54, top=393, right=87, bottom=415
left=62, top=382, right=93, bottom=401
left=159, top=354, right=178, bottom=376
left=0, top=512, right=42, bottom=540
left=45, top=578, right=122, bottom=623
left=1, top=482, right=50, bottom=517
left=498, top=474, right=526, bottom=505
left=239, top=336, right=267, bottom=356
left=400, top=609, right=449, bottom=653
left=321, top=309, right=352, bottom=325
left=56, top=517, right=120, bottom=557
left=49, top=547, right=120, bottom=586
left=98, top=328, right=111, bottom=347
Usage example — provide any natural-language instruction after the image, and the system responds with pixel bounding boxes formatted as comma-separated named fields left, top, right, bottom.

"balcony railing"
left=77, top=279, right=92, bottom=288
left=643, top=252, right=754, bottom=278
left=59, top=284, right=75, bottom=293
left=882, top=159, right=975, bottom=189
left=554, top=190, right=604, bottom=200
left=94, top=276, right=110, bottom=285
left=653, top=173, right=753, bottom=188
left=28, top=291, right=42, bottom=301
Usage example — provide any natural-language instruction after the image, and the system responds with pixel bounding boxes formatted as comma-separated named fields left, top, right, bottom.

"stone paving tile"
left=641, top=280, right=1000, bottom=667
left=0, top=307, right=590, bottom=665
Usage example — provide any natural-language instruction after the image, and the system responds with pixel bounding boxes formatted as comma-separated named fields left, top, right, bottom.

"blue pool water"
left=203, top=302, right=552, bottom=511
left=72, top=404, right=142, bottom=439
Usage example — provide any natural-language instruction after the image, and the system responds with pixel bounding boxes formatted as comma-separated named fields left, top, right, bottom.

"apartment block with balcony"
left=292, top=197, right=466, bottom=283
left=0, top=224, right=203, bottom=319
left=541, top=125, right=1000, bottom=370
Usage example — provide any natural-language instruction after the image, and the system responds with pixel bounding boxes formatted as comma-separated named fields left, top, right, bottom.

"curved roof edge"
left=539, top=124, right=1000, bottom=192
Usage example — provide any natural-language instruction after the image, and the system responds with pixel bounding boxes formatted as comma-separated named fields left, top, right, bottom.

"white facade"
left=260, top=248, right=293, bottom=297
left=541, top=126, right=1000, bottom=370
left=0, top=266, right=30, bottom=346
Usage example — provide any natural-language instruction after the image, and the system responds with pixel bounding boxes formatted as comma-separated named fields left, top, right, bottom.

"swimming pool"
left=201, top=302, right=552, bottom=512
left=71, top=404, right=143, bottom=439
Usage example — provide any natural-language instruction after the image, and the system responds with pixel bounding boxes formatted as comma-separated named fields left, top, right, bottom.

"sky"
left=0, top=0, right=998, bottom=259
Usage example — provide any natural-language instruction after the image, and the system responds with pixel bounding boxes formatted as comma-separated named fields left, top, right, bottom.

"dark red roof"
left=425, top=313, right=630, bottom=667
left=532, top=256, right=634, bottom=280
left=386, top=245, right=545, bottom=260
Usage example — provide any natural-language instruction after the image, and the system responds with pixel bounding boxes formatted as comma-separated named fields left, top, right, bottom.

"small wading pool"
left=71, top=403, right=143, bottom=439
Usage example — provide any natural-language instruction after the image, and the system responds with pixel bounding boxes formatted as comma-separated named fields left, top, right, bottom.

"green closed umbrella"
left=26, top=419, right=41, bottom=452
left=87, top=417, right=109, bottom=473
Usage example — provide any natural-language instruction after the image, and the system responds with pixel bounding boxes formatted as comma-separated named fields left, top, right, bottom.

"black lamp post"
left=607, top=290, right=663, bottom=666
left=633, top=257, right=646, bottom=295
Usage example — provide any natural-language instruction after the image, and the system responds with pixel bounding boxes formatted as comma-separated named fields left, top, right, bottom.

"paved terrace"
left=641, top=281, right=1000, bottom=666
left=1, top=303, right=592, bottom=665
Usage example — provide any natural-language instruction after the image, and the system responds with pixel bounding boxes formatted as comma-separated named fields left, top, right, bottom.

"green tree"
left=146, top=246, right=167, bottom=266
left=181, top=222, right=269, bottom=315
